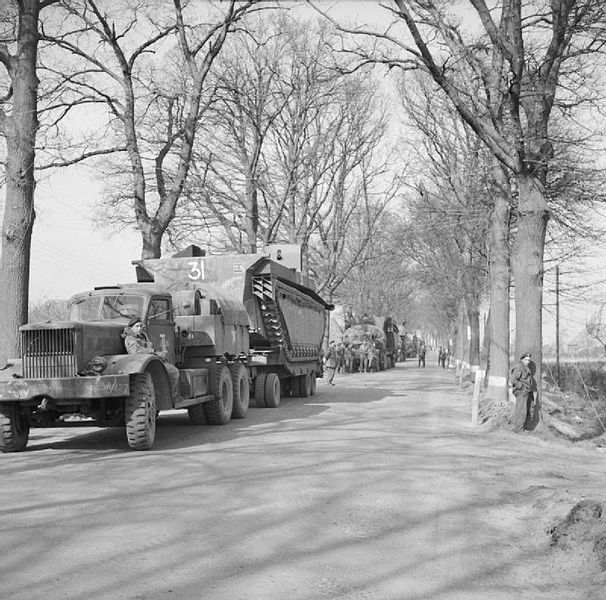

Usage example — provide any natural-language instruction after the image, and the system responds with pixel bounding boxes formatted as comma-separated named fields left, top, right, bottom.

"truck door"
left=146, top=296, right=176, bottom=364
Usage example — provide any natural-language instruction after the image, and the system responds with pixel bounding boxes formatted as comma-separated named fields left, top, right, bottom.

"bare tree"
left=317, top=0, right=606, bottom=409
left=398, top=79, right=492, bottom=371
left=586, top=302, right=606, bottom=355
left=42, top=0, right=258, bottom=258
left=0, top=0, right=58, bottom=360
left=172, top=14, right=402, bottom=300
left=173, top=12, right=289, bottom=254
left=333, top=209, right=416, bottom=325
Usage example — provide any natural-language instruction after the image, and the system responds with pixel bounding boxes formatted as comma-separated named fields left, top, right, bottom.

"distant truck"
left=0, top=248, right=331, bottom=452
left=337, top=309, right=398, bottom=371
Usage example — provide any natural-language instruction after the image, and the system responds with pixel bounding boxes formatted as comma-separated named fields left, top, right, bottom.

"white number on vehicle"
left=188, top=260, right=205, bottom=281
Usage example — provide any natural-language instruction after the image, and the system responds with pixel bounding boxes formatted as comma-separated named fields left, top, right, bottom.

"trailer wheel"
left=281, top=378, right=292, bottom=398
left=204, top=365, right=233, bottom=425
left=187, top=403, right=206, bottom=425
left=230, top=363, right=249, bottom=419
left=125, top=373, right=156, bottom=451
left=310, top=372, right=317, bottom=396
left=299, top=373, right=312, bottom=398
left=254, top=373, right=267, bottom=407
left=264, top=373, right=281, bottom=408
left=0, top=402, right=29, bottom=453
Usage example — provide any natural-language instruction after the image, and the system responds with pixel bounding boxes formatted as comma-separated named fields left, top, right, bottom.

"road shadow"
left=5, top=391, right=337, bottom=457
left=6, top=363, right=463, bottom=457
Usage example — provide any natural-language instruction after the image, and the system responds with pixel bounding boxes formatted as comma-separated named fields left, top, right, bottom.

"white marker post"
left=471, top=370, right=484, bottom=426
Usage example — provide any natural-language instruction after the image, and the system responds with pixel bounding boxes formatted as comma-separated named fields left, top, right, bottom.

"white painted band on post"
left=487, top=376, right=507, bottom=386
left=470, top=364, right=480, bottom=372
left=471, top=369, right=484, bottom=426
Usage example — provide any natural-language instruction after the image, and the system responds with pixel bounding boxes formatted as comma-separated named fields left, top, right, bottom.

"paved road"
left=1, top=361, right=604, bottom=600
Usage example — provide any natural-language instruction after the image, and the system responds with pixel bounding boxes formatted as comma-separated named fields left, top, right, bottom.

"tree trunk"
left=466, top=297, right=480, bottom=371
left=0, top=0, right=39, bottom=360
left=511, top=173, right=549, bottom=406
left=140, top=222, right=163, bottom=259
left=454, top=300, right=468, bottom=375
left=244, top=172, right=258, bottom=253
left=480, top=308, right=490, bottom=371
left=485, top=163, right=511, bottom=402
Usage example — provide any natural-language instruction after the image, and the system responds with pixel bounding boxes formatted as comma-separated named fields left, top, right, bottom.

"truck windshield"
left=68, top=295, right=145, bottom=323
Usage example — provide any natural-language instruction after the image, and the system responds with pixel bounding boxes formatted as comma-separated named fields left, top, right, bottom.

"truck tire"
left=264, top=373, right=281, bottom=408
left=310, top=372, right=316, bottom=396
left=299, top=373, right=312, bottom=398
left=291, top=375, right=311, bottom=397
left=187, top=403, right=206, bottom=425
left=254, top=372, right=267, bottom=407
left=125, top=373, right=156, bottom=451
left=204, top=365, right=233, bottom=425
left=0, top=402, right=29, bottom=452
left=230, top=363, right=249, bottom=419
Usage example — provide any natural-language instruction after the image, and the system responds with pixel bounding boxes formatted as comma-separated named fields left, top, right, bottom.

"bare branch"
left=37, top=146, right=128, bottom=169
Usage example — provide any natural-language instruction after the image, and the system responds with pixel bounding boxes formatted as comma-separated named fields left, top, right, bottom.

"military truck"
left=340, top=311, right=398, bottom=371
left=0, top=249, right=331, bottom=452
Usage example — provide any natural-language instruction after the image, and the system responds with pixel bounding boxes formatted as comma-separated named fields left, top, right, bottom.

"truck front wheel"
left=125, top=373, right=156, bottom=450
left=205, top=365, right=233, bottom=425
left=0, top=402, right=29, bottom=452
left=230, top=363, right=249, bottom=419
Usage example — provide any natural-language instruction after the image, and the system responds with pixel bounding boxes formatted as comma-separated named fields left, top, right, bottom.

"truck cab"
left=67, top=285, right=176, bottom=366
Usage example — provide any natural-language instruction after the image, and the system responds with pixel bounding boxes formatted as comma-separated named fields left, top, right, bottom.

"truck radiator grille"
left=21, top=329, right=78, bottom=378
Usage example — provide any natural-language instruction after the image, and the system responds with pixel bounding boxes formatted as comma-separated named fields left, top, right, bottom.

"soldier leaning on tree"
left=508, top=352, right=538, bottom=433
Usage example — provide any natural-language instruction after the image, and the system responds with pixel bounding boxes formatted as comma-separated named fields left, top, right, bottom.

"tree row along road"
left=1, top=358, right=604, bottom=600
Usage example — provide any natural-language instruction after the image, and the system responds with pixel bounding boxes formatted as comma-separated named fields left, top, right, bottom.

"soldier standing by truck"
left=324, top=341, right=338, bottom=385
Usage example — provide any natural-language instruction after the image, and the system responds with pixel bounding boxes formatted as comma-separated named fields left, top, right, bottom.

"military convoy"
left=0, top=248, right=331, bottom=452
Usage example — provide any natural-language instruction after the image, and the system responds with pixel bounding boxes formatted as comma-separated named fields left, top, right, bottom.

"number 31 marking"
left=188, top=260, right=205, bottom=281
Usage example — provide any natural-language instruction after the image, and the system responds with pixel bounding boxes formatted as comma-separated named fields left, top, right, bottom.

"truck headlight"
left=86, top=356, right=108, bottom=375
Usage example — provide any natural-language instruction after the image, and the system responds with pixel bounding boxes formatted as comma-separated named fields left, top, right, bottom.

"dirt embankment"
left=478, top=378, right=606, bottom=588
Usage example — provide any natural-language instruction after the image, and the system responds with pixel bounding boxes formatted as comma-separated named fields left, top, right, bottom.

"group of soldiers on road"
left=324, top=338, right=386, bottom=384
left=324, top=337, right=454, bottom=385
